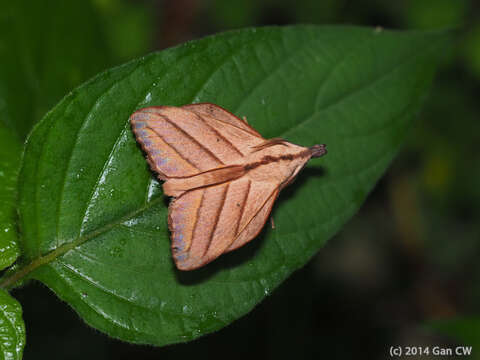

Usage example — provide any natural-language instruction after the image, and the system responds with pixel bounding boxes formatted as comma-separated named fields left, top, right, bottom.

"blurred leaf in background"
left=206, top=0, right=260, bottom=29
left=404, top=0, right=469, bottom=29
left=463, top=23, right=480, bottom=79
left=92, top=0, right=155, bottom=61
left=0, top=0, right=112, bottom=139
left=430, top=317, right=480, bottom=347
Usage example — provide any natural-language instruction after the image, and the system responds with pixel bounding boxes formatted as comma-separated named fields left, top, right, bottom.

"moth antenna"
left=251, top=137, right=289, bottom=152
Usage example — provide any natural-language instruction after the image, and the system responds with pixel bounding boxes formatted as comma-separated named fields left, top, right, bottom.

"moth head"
left=309, top=144, right=327, bottom=158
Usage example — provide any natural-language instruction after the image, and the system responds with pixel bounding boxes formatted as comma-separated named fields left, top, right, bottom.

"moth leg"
left=270, top=216, right=275, bottom=229
left=243, top=116, right=248, bottom=124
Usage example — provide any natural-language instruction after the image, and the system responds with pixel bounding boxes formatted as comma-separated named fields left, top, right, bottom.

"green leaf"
left=0, top=289, right=25, bottom=360
left=0, top=0, right=112, bottom=139
left=0, top=125, right=21, bottom=270
left=11, top=26, right=451, bottom=345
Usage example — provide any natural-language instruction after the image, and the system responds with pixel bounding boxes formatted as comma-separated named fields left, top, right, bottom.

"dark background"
left=10, top=0, right=480, bottom=359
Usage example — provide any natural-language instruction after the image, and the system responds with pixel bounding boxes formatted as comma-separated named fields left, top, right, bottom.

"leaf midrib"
left=0, top=196, right=163, bottom=289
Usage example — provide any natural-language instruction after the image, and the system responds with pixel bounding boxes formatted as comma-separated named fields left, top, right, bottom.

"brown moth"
left=130, top=103, right=327, bottom=270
